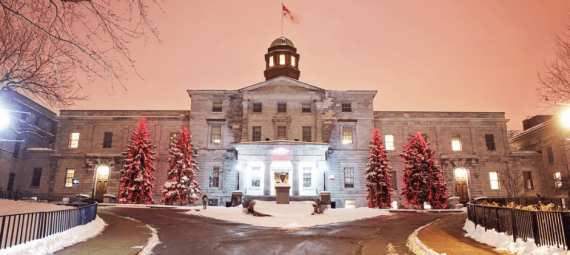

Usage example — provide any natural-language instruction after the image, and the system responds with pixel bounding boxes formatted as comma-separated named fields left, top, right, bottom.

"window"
left=103, top=132, right=113, bottom=148
left=251, top=167, right=261, bottom=188
left=555, top=172, right=562, bottom=189
left=31, top=168, right=42, bottom=187
left=210, top=167, right=220, bottom=188
left=212, top=102, right=222, bottom=112
left=208, top=199, right=218, bottom=206
left=385, top=135, right=394, bottom=150
left=342, top=103, right=352, bottom=112
left=279, top=54, right=285, bottom=65
left=65, top=169, right=75, bottom=187
left=452, top=134, right=462, bottom=151
left=342, top=127, right=353, bottom=144
left=344, top=167, right=354, bottom=188
left=291, top=56, right=296, bottom=67
left=303, top=167, right=312, bottom=188
left=277, top=103, right=287, bottom=113
left=252, top=126, right=262, bottom=142
left=7, top=173, right=15, bottom=192
left=390, top=171, right=397, bottom=190
left=302, top=104, right=311, bottom=113
left=13, top=141, right=21, bottom=158
left=489, top=172, right=499, bottom=190
left=277, top=126, right=287, bottom=140
left=345, top=199, right=356, bottom=209
left=302, top=126, right=311, bottom=142
left=211, top=126, right=221, bottom=143
left=69, top=132, right=80, bottom=148
left=523, top=171, right=534, bottom=190
left=485, top=134, right=495, bottom=151
left=253, top=103, right=262, bottom=113
left=547, top=147, right=554, bottom=163
left=269, top=56, right=274, bottom=67
left=169, top=132, right=178, bottom=149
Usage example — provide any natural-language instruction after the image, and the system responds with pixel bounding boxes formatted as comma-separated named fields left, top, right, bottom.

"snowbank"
left=406, top=220, right=445, bottom=255
left=463, top=219, right=569, bottom=255
left=187, top=202, right=391, bottom=229
left=0, top=200, right=71, bottom=215
left=0, top=216, right=106, bottom=255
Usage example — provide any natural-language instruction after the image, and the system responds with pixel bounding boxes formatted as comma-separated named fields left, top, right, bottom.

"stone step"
left=245, top=195, right=319, bottom=202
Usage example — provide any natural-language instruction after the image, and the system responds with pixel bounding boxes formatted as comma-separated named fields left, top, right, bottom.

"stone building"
left=3, top=37, right=547, bottom=207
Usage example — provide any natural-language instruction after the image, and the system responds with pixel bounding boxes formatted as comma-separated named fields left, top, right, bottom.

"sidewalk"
left=55, top=209, right=153, bottom=255
left=417, top=213, right=512, bottom=255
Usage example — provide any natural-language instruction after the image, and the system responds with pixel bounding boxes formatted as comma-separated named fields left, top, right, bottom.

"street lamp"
left=561, top=108, right=570, bottom=128
left=0, top=108, right=31, bottom=143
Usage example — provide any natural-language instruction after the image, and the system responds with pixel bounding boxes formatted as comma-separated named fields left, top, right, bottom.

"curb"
left=406, top=219, right=445, bottom=255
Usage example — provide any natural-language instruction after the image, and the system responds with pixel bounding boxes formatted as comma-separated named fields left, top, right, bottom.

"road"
left=99, top=207, right=454, bottom=255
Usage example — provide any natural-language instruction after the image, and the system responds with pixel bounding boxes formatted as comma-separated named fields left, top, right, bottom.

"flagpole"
left=281, top=3, right=283, bottom=37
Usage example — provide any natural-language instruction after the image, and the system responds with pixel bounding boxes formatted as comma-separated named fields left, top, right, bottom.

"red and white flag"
left=282, top=4, right=300, bottom=24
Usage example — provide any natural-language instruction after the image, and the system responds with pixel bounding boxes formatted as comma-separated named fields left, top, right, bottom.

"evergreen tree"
left=400, top=131, right=448, bottom=209
left=365, top=128, right=392, bottom=208
left=119, top=118, right=156, bottom=204
left=161, top=128, right=201, bottom=205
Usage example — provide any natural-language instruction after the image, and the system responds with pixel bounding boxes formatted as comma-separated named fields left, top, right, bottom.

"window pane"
left=251, top=167, right=260, bottom=187
left=452, top=134, right=462, bottom=151
left=210, top=167, right=220, bottom=187
left=344, top=167, right=354, bottom=188
left=523, top=171, right=534, bottom=190
left=280, top=54, right=285, bottom=65
left=302, top=126, right=311, bottom=142
left=485, top=134, right=495, bottom=151
left=342, top=127, right=353, bottom=144
left=253, top=103, right=262, bottom=113
left=489, top=172, right=499, bottom=190
left=252, top=126, right=262, bottom=142
left=212, top=102, right=222, bottom=112
left=555, top=172, right=562, bottom=188
left=70, top=133, right=80, bottom=148
left=277, top=126, right=287, bottom=140
left=385, top=135, right=394, bottom=150
left=211, top=126, right=221, bottom=143
left=291, top=56, right=296, bottom=66
left=342, top=103, right=351, bottom=112
left=302, top=104, right=311, bottom=113
left=103, top=132, right=113, bottom=148
left=345, top=199, right=355, bottom=209
left=303, top=168, right=311, bottom=187
left=31, top=168, right=42, bottom=187
left=278, top=103, right=287, bottom=113
left=65, top=169, right=75, bottom=187
left=269, top=56, right=274, bottom=67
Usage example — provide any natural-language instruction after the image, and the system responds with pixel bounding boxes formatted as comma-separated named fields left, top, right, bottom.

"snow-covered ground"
left=406, top=219, right=445, bottom=255
left=187, top=201, right=391, bottom=229
left=0, top=216, right=106, bottom=255
left=463, top=219, right=569, bottom=255
left=0, top=200, right=71, bottom=215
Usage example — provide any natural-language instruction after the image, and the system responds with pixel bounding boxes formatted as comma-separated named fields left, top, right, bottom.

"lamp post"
left=557, top=103, right=570, bottom=176
left=0, top=108, right=31, bottom=143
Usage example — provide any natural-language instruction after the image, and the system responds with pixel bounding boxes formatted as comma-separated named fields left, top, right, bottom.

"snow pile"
left=463, top=219, right=569, bottom=255
left=406, top=219, right=445, bottom=255
left=0, top=199, right=71, bottom=215
left=187, top=201, right=391, bottom=229
left=0, top=216, right=106, bottom=255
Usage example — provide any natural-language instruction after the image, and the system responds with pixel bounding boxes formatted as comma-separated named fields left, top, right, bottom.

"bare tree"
left=537, top=18, right=570, bottom=105
left=501, top=163, right=527, bottom=198
left=0, top=0, right=162, bottom=108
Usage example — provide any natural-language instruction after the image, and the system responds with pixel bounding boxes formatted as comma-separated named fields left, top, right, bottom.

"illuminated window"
left=103, top=132, right=113, bottom=148
left=345, top=199, right=355, bottom=209
left=269, top=56, right=274, bottom=67
left=452, top=134, right=462, bottom=151
left=212, top=102, right=222, bottom=112
left=303, top=167, right=311, bottom=187
left=489, top=172, right=499, bottom=190
left=302, top=104, right=311, bottom=113
left=291, top=56, right=296, bottom=66
left=251, top=167, right=261, bottom=188
left=547, top=147, right=554, bottom=163
left=210, top=167, right=220, bottom=187
left=344, top=167, right=354, bottom=188
left=253, top=103, right=262, bottom=113
left=523, top=171, right=534, bottom=190
left=342, top=127, right=353, bottom=144
left=277, top=126, right=287, bottom=140
left=252, top=126, right=261, bottom=142
left=302, top=126, right=311, bottom=142
left=280, top=54, right=285, bottom=65
left=485, top=134, right=495, bottom=151
left=31, top=168, right=42, bottom=187
left=342, top=103, right=352, bottom=112
left=277, top=103, right=287, bottom=113
left=555, top=172, right=562, bottom=188
left=169, top=132, right=178, bottom=149
left=385, top=135, right=394, bottom=150
left=69, top=133, right=80, bottom=148
left=211, top=126, right=221, bottom=143
left=65, top=169, right=75, bottom=187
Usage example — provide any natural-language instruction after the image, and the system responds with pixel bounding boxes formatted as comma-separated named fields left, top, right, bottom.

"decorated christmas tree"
left=400, top=131, right=448, bottom=209
left=161, top=127, right=201, bottom=205
left=118, top=118, right=156, bottom=204
left=365, top=128, right=392, bottom=208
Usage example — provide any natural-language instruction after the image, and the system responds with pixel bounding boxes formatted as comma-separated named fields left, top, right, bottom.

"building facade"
left=3, top=37, right=549, bottom=207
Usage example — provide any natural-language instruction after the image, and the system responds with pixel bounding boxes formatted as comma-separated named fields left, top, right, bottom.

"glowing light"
left=269, top=56, right=274, bottom=67
left=345, top=199, right=355, bottom=209
left=452, top=140, right=461, bottom=151
left=454, top=168, right=466, bottom=178
left=424, top=202, right=431, bottom=210
left=561, top=108, right=570, bottom=128
left=98, top=165, right=110, bottom=176
left=291, top=56, right=295, bottom=66
left=279, top=54, right=285, bottom=65
left=236, top=164, right=242, bottom=170
left=0, top=109, right=9, bottom=129
left=391, top=201, right=398, bottom=209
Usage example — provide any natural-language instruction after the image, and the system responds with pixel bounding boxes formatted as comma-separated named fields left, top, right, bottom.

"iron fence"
left=0, top=200, right=98, bottom=250
left=467, top=203, right=570, bottom=250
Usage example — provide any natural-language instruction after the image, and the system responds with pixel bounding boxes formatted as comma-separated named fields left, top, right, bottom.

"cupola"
left=264, top=37, right=300, bottom=80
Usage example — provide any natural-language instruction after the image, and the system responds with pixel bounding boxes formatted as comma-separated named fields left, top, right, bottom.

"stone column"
left=264, top=161, right=272, bottom=196
left=241, top=101, right=249, bottom=143
left=292, top=161, right=300, bottom=196
left=315, top=101, right=323, bottom=143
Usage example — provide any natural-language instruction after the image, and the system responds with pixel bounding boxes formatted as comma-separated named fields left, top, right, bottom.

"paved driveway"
left=103, top=207, right=454, bottom=255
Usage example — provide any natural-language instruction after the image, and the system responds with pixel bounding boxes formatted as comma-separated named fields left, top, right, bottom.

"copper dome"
left=270, top=37, right=295, bottom=48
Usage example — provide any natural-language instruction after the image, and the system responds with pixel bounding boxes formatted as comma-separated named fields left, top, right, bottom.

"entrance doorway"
left=94, top=165, right=110, bottom=199
left=454, top=168, right=469, bottom=202
left=274, top=172, right=289, bottom=194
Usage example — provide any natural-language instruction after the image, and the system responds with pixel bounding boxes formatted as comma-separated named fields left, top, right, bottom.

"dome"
left=270, top=37, right=295, bottom=48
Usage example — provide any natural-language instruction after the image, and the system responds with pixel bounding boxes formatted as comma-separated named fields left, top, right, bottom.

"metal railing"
left=0, top=200, right=98, bottom=250
left=467, top=203, right=570, bottom=250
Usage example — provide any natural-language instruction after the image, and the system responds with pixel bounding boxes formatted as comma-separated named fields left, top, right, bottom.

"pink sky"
left=71, top=0, right=570, bottom=130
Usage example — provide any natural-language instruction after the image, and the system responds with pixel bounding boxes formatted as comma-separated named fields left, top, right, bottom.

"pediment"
left=239, top=76, right=324, bottom=93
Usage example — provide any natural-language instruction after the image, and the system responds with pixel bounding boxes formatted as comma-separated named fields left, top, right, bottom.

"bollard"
left=202, top=195, right=208, bottom=210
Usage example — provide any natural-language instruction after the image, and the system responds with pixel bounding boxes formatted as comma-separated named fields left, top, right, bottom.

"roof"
left=270, top=37, right=295, bottom=48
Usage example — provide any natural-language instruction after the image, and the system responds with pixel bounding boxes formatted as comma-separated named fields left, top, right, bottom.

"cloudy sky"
left=71, top=0, right=570, bottom=130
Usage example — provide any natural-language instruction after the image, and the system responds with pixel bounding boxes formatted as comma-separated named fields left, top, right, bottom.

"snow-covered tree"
left=161, top=128, right=201, bottom=205
left=365, top=128, right=392, bottom=208
left=119, top=118, right=156, bottom=204
left=401, top=131, right=448, bottom=209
